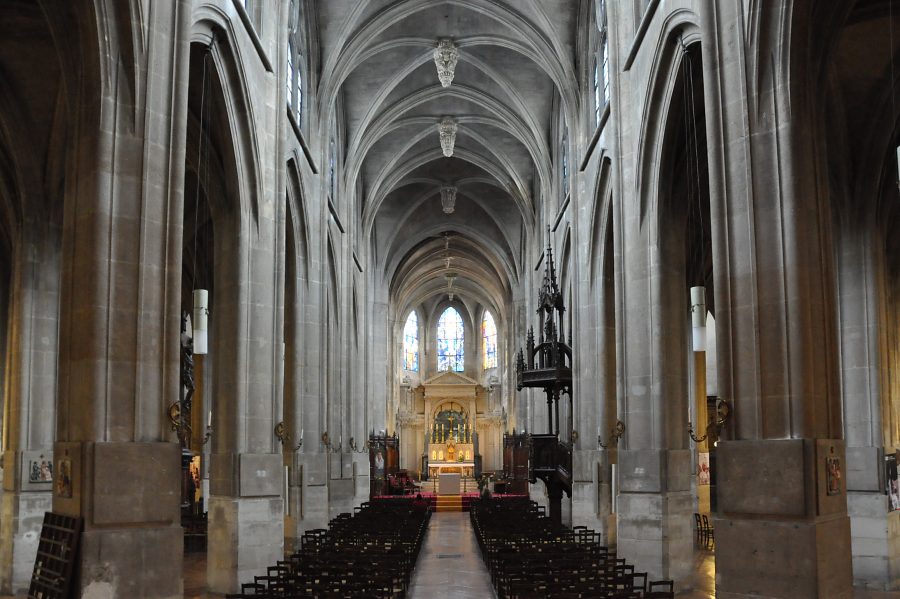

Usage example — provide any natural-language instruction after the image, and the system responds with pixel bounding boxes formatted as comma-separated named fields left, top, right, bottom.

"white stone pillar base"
left=0, top=490, right=52, bottom=594
left=207, top=496, right=284, bottom=594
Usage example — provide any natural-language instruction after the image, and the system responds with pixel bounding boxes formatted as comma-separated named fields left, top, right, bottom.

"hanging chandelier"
left=433, top=39, right=459, bottom=87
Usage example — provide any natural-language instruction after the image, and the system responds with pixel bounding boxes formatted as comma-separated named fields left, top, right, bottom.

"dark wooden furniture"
left=502, top=432, right=530, bottom=494
left=513, top=231, right=574, bottom=525
left=471, top=497, right=674, bottom=598
left=369, top=433, right=400, bottom=498
left=226, top=500, right=429, bottom=598
left=28, top=512, right=82, bottom=599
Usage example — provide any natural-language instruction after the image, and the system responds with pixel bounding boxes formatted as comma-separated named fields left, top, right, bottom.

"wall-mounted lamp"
left=598, top=420, right=626, bottom=449
left=274, top=421, right=302, bottom=450
left=322, top=431, right=342, bottom=453
left=348, top=437, right=370, bottom=454
left=688, top=399, right=730, bottom=444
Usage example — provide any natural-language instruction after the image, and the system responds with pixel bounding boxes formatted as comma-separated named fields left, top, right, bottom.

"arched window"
left=402, top=311, right=419, bottom=371
left=437, top=307, right=464, bottom=372
left=328, top=135, right=336, bottom=198
left=286, top=43, right=294, bottom=110
left=592, top=0, right=610, bottom=126
left=599, top=0, right=610, bottom=105
left=296, top=60, right=303, bottom=126
left=560, top=128, right=569, bottom=196
left=482, top=311, right=497, bottom=369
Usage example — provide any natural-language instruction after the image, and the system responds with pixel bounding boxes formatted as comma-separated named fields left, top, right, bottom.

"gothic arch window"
left=287, top=41, right=294, bottom=110
left=560, top=128, right=569, bottom=198
left=287, top=0, right=305, bottom=127
left=402, top=311, right=419, bottom=371
left=328, top=135, right=336, bottom=199
left=296, top=59, right=303, bottom=125
left=437, top=307, right=464, bottom=372
left=600, top=0, right=610, bottom=106
left=482, top=311, right=497, bottom=369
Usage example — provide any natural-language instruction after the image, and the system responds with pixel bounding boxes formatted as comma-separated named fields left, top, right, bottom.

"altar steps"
left=428, top=477, right=479, bottom=494
left=435, top=495, right=463, bottom=512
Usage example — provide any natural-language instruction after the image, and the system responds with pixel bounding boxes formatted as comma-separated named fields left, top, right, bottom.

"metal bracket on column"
left=598, top=420, right=625, bottom=449
left=274, top=421, right=302, bottom=450
left=689, top=399, right=731, bottom=444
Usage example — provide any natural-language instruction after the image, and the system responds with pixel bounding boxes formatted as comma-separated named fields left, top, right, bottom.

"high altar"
left=394, top=371, right=505, bottom=479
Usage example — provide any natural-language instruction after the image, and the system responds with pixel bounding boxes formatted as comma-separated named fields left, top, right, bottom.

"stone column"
left=0, top=221, right=60, bottom=594
left=285, top=201, right=328, bottom=543
left=570, top=187, right=615, bottom=542
left=703, top=4, right=851, bottom=598
left=206, top=201, right=284, bottom=592
left=614, top=185, right=694, bottom=583
left=835, top=221, right=899, bottom=590
left=52, top=3, right=189, bottom=598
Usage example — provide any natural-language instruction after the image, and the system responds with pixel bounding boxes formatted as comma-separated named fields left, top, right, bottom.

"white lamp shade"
left=192, top=289, right=209, bottom=354
left=193, top=329, right=208, bottom=355
left=692, top=326, right=706, bottom=352
left=690, top=286, right=707, bottom=352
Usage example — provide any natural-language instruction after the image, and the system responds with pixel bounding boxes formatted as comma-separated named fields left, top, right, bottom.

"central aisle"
left=408, top=512, right=495, bottom=599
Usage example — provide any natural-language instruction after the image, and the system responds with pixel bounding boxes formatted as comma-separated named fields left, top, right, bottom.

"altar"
left=429, top=462, right=475, bottom=478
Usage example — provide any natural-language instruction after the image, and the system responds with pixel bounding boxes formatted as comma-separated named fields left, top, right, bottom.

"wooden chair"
left=702, top=514, right=715, bottom=548
left=646, top=579, right=675, bottom=598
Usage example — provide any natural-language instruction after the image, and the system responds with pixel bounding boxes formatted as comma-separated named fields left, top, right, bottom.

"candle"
left=208, top=410, right=212, bottom=428
left=300, top=428, right=304, bottom=440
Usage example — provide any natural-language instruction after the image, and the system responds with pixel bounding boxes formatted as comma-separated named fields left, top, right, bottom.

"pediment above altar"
left=424, top=371, right=479, bottom=386
left=421, top=371, right=480, bottom=399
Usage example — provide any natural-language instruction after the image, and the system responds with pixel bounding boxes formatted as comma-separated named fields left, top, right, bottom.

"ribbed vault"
left=317, top=0, right=579, bottom=313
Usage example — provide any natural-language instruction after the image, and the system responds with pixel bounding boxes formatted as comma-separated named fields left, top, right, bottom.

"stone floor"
left=5, top=519, right=900, bottom=598
left=408, top=512, right=495, bottom=598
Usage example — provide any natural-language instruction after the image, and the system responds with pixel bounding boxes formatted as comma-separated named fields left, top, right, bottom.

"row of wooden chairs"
left=225, top=500, right=430, bottom=598
left=471, top=498, right=674, bottom=598
left=693, top=513, right=714, bottom=549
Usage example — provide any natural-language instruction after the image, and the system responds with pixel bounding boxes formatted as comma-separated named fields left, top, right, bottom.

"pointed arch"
left=482, top=310, right=497, bottom=370
left=402, top=310, right=419, bottom=372
left=437, top=306, right=465, bottom=372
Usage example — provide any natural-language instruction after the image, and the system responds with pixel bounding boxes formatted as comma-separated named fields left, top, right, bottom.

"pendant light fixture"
left=191, top=46, right=212, bottom=355
left=681, top=39, right=708, bottom=352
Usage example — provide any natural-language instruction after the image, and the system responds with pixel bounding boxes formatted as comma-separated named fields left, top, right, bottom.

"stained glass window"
left=286, top=45, right=294, bottom=110
left=402, top=311, right=418, bottom=371
left=296, top=60, right=303, bottom=126
left=328, top=136, right=336, bottom=198
left=599, top=0, right=610, bottom=105
left=482, top=311, right=497, bottom=369
left=437, top=307, right=464, bottom=372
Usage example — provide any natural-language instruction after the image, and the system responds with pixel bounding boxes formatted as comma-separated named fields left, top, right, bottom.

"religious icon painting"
left=887, top=454, right=900, bottom=512
left=28, top=458, right=53, bottom=483
left=697, top=452, right=710, bottom=486
left=826, top=455, right=842, bottom=496
left=56, top=458, right=73, bottom=498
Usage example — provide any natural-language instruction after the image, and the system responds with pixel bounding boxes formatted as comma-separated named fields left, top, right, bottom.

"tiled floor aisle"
left=408, top=511, right=496, bottom=599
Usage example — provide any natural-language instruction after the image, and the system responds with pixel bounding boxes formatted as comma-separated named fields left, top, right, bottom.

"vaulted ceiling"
left=316, top=0, right=580, bottom=316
